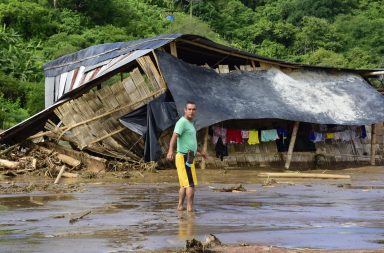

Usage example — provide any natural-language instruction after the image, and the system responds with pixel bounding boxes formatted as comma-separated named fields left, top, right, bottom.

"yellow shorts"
left=176, top=153, right=198, bottom=187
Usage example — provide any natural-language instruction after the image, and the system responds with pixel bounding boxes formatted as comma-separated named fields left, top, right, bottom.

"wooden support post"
left=371, top=124, right=376, bottom=166
left=251, top=61, right=256, bottom=70
left=285, top=121, right=300, bottom=170
left=201, top=127, right=209, bottom=170
left=170, top=42, right=178, bottom=57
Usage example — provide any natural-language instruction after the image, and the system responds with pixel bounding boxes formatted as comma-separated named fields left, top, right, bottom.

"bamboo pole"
left=201, top=127, right=209, bottom=170
left=0, top=144, right=18, bottom=156
left=285, top=121, right=300, bottom=170
left=86, top=127, right=126, bottom=147
left=371, top=124, right=376, bottom=166
left=54, top=165, right=66, bottom=184
left=258, top=172, right=350, bottom=179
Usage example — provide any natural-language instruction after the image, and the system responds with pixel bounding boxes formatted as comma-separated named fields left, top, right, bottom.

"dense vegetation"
left=0, top=0, right=383, bottom=129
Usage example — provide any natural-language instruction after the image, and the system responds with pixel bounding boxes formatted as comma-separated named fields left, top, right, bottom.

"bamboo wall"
left=45, top=55, right=166, bottom=160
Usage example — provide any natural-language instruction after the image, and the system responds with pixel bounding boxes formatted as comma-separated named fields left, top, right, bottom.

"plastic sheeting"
left=120, top=93, right=179, bottom=162
left=157, top=52, right=384, bottom=129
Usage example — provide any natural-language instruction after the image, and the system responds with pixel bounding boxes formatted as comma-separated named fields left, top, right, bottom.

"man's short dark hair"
left=185, top=101, right=196, bottom=108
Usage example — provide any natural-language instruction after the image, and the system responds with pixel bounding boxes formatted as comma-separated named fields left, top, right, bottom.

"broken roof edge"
left=43, top=34, right=182, bottom=77
left=43, top=33, right=383, bottom=78
left=177, top=34, right=384, bottom=76
left=0, top=99, right=67, bottom=145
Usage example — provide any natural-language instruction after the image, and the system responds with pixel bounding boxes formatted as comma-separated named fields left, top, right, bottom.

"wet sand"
left=1, top=166, right=384, bottom=252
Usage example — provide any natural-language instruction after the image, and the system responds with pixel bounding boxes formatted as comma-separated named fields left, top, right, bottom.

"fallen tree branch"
left=0, top=144, right=18, bottom=156
left=69, top=210, right=91, bottom=224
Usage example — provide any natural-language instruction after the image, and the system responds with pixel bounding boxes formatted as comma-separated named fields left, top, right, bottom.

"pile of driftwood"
left=0, top=141, right=157, bottom=183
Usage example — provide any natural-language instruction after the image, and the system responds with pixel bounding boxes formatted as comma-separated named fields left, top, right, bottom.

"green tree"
left=0, top=93, right=30, bottom=129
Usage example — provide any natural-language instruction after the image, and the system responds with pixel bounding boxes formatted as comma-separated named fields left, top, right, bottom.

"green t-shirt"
left=174, top=116, right=197, bottom=155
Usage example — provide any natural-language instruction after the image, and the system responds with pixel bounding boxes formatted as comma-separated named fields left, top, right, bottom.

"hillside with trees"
left=0, top=0, right=383, bottom=129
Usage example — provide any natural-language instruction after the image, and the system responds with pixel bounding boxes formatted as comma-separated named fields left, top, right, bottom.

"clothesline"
left=210, top=125, right=367, bottom=145
left=211, top=126, right=286, bottom=145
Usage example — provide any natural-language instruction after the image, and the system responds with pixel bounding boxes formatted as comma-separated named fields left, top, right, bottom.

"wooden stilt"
left=285, top=121, right=300, bottom=170
left=371, top=124, right=376, bottom=166
left=201, top=127, right=209, bottom=170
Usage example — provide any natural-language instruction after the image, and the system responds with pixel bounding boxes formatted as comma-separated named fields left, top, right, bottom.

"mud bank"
left=1, top=166, right=384, bottom=252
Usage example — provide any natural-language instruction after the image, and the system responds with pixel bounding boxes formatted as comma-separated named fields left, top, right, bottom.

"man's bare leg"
left=177, top=187, right=186, bottom=211
left=186, top=186, right=195, bottom=212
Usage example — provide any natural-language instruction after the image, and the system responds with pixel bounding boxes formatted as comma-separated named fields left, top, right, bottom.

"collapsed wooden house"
left=1, top=34, right=384, bottom=169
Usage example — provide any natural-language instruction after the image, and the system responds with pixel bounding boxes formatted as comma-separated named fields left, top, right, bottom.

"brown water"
left=1, top=166, right=384, bottom=252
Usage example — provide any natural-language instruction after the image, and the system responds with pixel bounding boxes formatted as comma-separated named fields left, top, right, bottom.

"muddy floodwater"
left=1, top=166, right=384, bottom=252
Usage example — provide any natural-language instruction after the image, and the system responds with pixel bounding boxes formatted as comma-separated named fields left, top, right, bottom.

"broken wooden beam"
left=36, top=146, right=81, bottom=168
left=57, top=154, right=81, bottom=168
left=0, top=158, right=20, bottom=169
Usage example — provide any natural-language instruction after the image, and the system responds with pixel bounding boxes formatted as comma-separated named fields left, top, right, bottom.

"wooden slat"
left=65, top=70, right=74, bottom=94
left=44, top=77, right=55, bottom=108
left=54, top=75, right=61, bottom=101
left=72, top=66, right=85, bottom=90
left=58, top=72, right=68, bottom=99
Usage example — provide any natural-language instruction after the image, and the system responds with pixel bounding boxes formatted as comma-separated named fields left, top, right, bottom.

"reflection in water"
left=0, top=195, right=74, bottom=209
left=178, top=212, right=195, bottom=240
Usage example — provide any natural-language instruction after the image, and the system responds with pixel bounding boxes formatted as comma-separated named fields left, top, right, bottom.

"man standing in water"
left=167, top=101, right=205, bottom=212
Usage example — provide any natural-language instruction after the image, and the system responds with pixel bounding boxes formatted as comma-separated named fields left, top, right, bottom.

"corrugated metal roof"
left=43, top=34, right=182, bottom=77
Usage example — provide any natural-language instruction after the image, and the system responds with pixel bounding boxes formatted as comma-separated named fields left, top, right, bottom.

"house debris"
left=1, top=34, right=384, bottom=174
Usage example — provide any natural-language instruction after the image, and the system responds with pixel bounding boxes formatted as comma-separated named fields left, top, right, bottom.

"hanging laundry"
left=309, top=132, right=325, bottom=143
left=212, top=126, right=227, bottom=145
left=361, top=126, right=367, bottom=138
left=276, top=128, right=288, bottom=144
left=326, top=133, right=334, bottom=139
left=248, top=130, right=260, bottom=145
left=215, top=137, right=228, bottom=161
left=339, top=130, right=352, bottom=141
left=333, top=132, right=342, bottom=140
left=227, top=129, right=243, bottom=144
left=241, top=130, right=249, bottom=139
left=261, top=129, right=279, bottom=142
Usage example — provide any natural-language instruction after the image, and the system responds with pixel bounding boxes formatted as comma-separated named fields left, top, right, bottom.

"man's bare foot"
left=177, top=206, right=186, bottom=211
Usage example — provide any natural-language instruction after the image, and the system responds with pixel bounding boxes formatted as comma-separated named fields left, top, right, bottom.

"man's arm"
left=166, top=132, right=179, bottom=160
